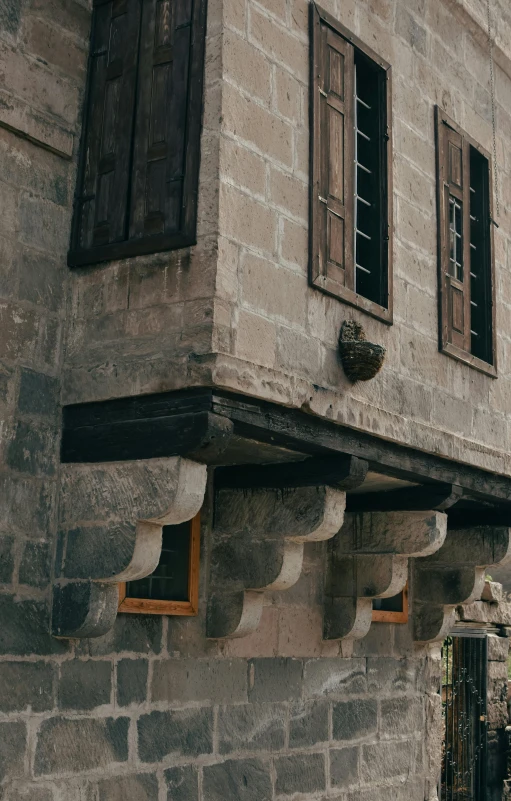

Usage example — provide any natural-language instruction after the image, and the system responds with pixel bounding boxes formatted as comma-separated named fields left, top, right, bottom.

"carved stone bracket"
left=52, top=457, right=207, bottom=638
left=324, top=511, right=448, bottom=640
left=207, top=486, right=347, bottom=638
left=412, top=525, right=511, bottom=642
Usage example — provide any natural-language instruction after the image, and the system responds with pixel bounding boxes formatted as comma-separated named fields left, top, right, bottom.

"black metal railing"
left=441, top=633, right=488, bottom=801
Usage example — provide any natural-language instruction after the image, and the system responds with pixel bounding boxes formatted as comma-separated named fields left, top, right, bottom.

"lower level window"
left=118, top=513, right=200, bottom=616
left=372, top=584, right=408, bottom=624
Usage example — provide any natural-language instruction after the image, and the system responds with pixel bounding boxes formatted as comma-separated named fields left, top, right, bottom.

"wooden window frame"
left=118, top=513, right=200, bottom=616
left=372, top=583, right=408, bottom=624
left=435, top=107, right=497, bottom=377
left=309, top=4, right=393, bottom=325
left=68, top=0, right=207, bottom=269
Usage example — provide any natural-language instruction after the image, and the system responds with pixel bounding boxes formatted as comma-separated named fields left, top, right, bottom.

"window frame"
left=118, top=512, right=201, bottom=616
left=435, top=107, right=497, bottom=377
left=309, top=4, right=393, bottom=324
left=68, top=0, right=207, bottom=269
left=372, top=583, right=408, bottom=624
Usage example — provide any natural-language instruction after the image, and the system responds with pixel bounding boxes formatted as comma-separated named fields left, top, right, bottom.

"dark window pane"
left=469, top=146, right=493, bottom=364
left=126, top=521, right=190, bottom=602
left=373, top=591, right=404, bottom=613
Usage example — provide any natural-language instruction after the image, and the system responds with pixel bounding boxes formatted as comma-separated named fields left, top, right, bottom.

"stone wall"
left=60, top=0, right=511, bottom=478
left=0, top=483, right=444, bottom=800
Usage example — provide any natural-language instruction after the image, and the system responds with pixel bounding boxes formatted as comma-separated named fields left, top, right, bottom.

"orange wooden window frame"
left=372, top=583, right=408, bottom=624
left=118, top=513, right=200, bottom=616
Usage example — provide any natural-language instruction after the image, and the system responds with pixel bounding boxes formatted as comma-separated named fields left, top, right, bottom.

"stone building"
left=1, top=0, right=511, bottom=799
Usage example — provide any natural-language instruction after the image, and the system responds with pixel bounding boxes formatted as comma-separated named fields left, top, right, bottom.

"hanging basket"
left=339, top=320, right=386, bottom=383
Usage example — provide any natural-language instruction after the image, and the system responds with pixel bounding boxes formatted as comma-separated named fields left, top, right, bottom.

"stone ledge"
left=0, top=90, right=74, bottom=158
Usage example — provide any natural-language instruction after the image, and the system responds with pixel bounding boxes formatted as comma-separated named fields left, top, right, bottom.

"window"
left=118, top=513, right=200, bottom=615
left=309, top=5, right=392, bottom=323
left=435, top=107, right=496, bottom=375
left=68, top=0, right=207, bottom=268
left=372, top=584, right=408, bottom=624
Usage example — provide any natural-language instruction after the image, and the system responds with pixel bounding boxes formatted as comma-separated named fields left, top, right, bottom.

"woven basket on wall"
left=338, top=320, right=386, bottom=383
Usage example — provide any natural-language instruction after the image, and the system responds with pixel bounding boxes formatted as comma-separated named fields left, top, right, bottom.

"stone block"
left=248, top=658, right=302, bottom=702
left=96, top=774, right=158, bottom=801
left=289, top=701, right=329, bottom=748
left=116, top=659, right=148, bottom=706
left=24, top=16, right=87, bottom=80
left=0, top=661, right=54, bottom=712
left=29, top=0, right=91, bottom=39
left=274, top=67, right=302, bottom=123
left=241, top=252, right=307, bottom=326
left=249, top=6, right=308, bottom=81
left=137, top=708, right=213, bottom=762
left=17, top=368, right=60, bottom=418
left=395, top=9, right=428, bottom=54
left=0, top=535, right=14, bottom=583
left=4, top=786, right=54, bottom=801
left=35, top=717, right=129, bottom=775
left=269, top=166, right=307, bottom=221
left=84, top=614, right=163, bottom=656
left=151, top=658, right=247, bottom=705
left=303, top=658, right=366, bottom=698
left=203, top=758, right=272, bottom=801
left=0, top=91, right=74, bottom=159
left=361, top=741, right=414, bottom=782
left=329, top=746, right=360, bottom=789
left=275, top=753, right=326, bottom=796
left=19, top=195, right=70, bottom=253
left=366, top=658, right=418, bottom=693
left=0, top=722, right=26, bottom=782
left=482, top=581, right=504, bottom=603
left=223, top=29, right=272, bottom=103
left=235, top=309, right=276, bottom=370
left=7, top=419, right=58, bottom=476
left=218, top=703, right=286, bottom=754
left=0, top=595, right=67, bottom=656
left=59, top=660, right=112, bottom=710
left=165, top=765, right=199, bottom=801
left=332, top=699, right=378, bottom=741
left=220, top=181, right=278, bottom=254
left=19, top=540, right=51, bottom=587
left=487, top=634, right=510, bottom=662
left=380, top=697, right=424, bottom=736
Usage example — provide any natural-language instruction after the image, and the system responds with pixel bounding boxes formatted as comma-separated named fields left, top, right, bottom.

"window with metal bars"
left=436, top=108, right=496, bottom=375
left=310, top=5, right=392, bottom=323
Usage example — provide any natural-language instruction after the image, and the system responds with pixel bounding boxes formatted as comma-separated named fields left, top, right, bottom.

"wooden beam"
left=215, top=455, right=368, bottom=490
left=447, top=508, right=511, bottom=529
left=346, top=484, right=463, bottom=513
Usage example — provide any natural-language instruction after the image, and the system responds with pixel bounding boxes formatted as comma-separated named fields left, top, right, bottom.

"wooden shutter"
left=436, top=109, right=471, bottom=353
left=129, top=0, right=195, bottom=241
left=74, top=0, right=141, bottom=250
left=310, top=12, right=355, bottom=297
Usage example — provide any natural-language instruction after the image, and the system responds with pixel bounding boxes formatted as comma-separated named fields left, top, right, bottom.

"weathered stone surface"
left=59, top=660, right=112, bottom=710
left=0, top=535, right=14, bottom=583
left=275, top=753, right=326, bottom=795
left=96, top=774, right=158, bottom=801
left=165, top=765, right=199, bottom=801
left=151, top=659, right=247, bottom=705
left=0, top=722, right=26, bottom=781
left=35, top=717, right=129, bottom=775
left=19, top=540, right=51, bottom=587
left=137, top=708, right=213, bottom=761
left=202, top=758, right=272, bottom=801
left=303, top=658, right=366, bottom=698
left=0, top=595, right=67, bottom=655
left=289, top=701, right=329, bottom=748
left=17, top=367, right=59, bottom=417
left=332, top=699, right=378, bottom=741
left=380, top=697, right=423, bottom=735
left=3, top=786, right=54, bottom=801
left=482, top=580, right=504, bottom=603
left=84, top=614, right=163, bottom=656
left=116, top=659, right=148, bottom=706
left=366, top=658, right=418, bottom=692
left=329, top=746, right=360, bottom=789
left=52, top=581, right=119, bottom=639
left=487, top=634, right=510, bottom=662
left=0, top=661, right=53, bottom=712
left=360, top=740, right=416, bottom=781
left=248, top=658, right=302, bottom=702
left=218, top=703, right=286, bottom=754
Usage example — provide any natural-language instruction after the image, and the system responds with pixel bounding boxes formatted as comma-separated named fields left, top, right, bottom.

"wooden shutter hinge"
left=490, top=217, right=499, bottom=228
left=318, top=195, right=328, bottom=204
left=442, top=119, right=458, bottom=132
left=319, top=88, right=327, bottom=98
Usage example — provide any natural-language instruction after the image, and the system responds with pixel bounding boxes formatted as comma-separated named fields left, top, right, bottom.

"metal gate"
left=441, top=633, right=488, bottom=801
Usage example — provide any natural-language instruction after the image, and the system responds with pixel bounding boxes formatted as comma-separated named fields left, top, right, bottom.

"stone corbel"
left=412, top=525, right=511, bottom=642
left=52, top=457, right=207, bottom=638
left=324, top=511, right=448, bottom=640
left=207, top=485, right=347, bottom=638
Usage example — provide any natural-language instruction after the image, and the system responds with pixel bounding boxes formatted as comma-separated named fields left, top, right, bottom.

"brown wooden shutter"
left=129, top=0, right=195, bottom=241
left=310, top=12, right=355, bottom=297
left=437, top=110, right=471, bottom=353
left=75, top=0, right=141, bottom=250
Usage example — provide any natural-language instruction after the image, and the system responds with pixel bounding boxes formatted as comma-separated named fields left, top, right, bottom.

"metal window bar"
left=449, top=196, right=463, bottom=281
left=354, top=66, right=373, bottom=290
left=440, top=633, right=487, bottom=801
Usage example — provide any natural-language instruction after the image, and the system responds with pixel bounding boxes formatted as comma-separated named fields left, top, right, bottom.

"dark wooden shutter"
left=437, top=109, right=471, bottom=353
left=310, top=11, right=355, bottom=297
left=74, top=0, right=141, bottom=250
left=129, top=0, right=195, bottom=241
